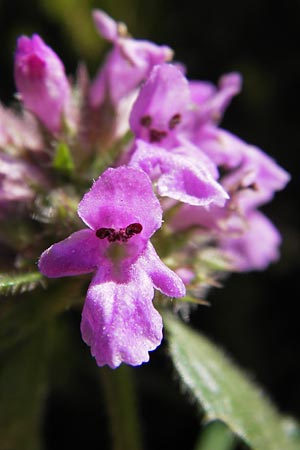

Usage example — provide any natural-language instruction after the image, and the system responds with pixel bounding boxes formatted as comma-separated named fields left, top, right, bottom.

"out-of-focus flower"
left=129, top=63, right=190, bottom=149
left=14, top=34, right=73, bottom=133
left=0, top=104, right=44, bottom=153
left=130, top=139, right=229, bottom=206
left=39, top=166, right=185, bottom=368
left=0, top=152, right=47, bottom=215
left=221, top=142, right=291, bottom=210
left=89, top=10, right=173, bottom=109
left=188, top=72, right=242, bottom=126
left=219, top=210, right=282, bottom=271
left=128, top=64, right=229, bottom=206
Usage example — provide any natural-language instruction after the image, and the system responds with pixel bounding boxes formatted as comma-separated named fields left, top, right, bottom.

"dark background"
left=1, top=0, right=299, bottom=448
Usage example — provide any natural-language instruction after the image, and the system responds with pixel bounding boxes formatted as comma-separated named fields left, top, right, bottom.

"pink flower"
left=219, top=210, right=282, bottom=271
left=221, top=142, right=291, bottom=210
left=14, top=34, right=72, bottom=133
left=0, top=103, right=44, bottom=152
left=89, top=10, right=173, bottom=109
left=129, top=63, right=190, bottom=149
left=128, top=64, right=229, bottom=206
left=130, top=139, right=228, bottom=206
left=0, top=152, right=47, bottom=216
left=188, top=72, right=242, bottom=126
left=39, top=166, right=185, bottom=368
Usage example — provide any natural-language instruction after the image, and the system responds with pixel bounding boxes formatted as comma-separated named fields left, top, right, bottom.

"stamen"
left=149, top=129, right=167, bottom=143
left=168, top=113, right=181, bottom=130
left=140, top=115, right=152, bottom=127
left=96, top=223, right=143, bottom=242
left=125, top=223, right=143, bottom=237
left=96, top=228, right=115, bottom=239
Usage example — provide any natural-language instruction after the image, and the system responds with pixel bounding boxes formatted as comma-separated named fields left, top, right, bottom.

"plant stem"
left=100, top=365, right=143, bottom=450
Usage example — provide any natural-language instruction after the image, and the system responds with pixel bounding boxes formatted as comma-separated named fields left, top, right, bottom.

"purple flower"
left=184, top=123, right=290, bottom=214
left=188, top=72, right=242, bottom=126
left=128, top=64, right=229, bottom=206
left=170, top=204, right=282, bottom=272
left=39, top=166, right=185, bottom=368
left=219, top=210, right=282, bottom=271
left=169, top=202, right=246, bottom=235
left=183, top=71, right=290, bottom=210
left=89, top=10, right=173, bottom=109
left=0, top=103, right=44, bottom=152
left=129, top=63, right=190, bottom=149
left=14, top=34, right=73, bottom=133
left=0, top=152, right=47, bottom=216
left=221, top=143, right=291, bottom=210
left=130, top=139, right=228, bottom=206
left=191, top=126, right=245, bottom=169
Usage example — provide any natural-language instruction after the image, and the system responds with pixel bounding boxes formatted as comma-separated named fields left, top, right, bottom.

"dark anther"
left=235, top=182, right=259, bottom=194
left=149, top=129, right=167, bottom=143
left=140, top=115, right=152, bottom=128
left=168, top=113, right=181, bottom=130
left=96, top=228, right=114, bottom=239
left=125, top=223, right=143, bottom=237
left=96, top=223, right=143, bottom=242
left=248, top=182, right=259, bottom=191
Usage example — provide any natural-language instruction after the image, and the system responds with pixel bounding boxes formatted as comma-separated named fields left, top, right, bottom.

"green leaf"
left=0, top=271, right=44, bottom=296
left=164, top=313, right=300, bottom=450
left=194, top=420, right=236, bottom=450
left=53, top=141, right=75, bottom=174
left=0, top=329, right=50, bottom=450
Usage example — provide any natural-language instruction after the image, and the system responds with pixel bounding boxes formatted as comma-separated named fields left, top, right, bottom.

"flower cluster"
left=0, top=10, right=289, bottom=368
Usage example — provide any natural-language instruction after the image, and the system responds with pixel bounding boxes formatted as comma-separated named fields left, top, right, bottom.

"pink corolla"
left=0, top=104, right=44, bottom=152
left=130, top=139, right=228, bottom=206
left=0, top=152, right=48, bottom=216
left=219, top=210, right=282, bottom=271
left=170, top=203, right=282, bottom=272
left=188, top=72, right=242, bottom=127
left=89, top=10, right=173, bottom=109
left=129, top=64, right=229, bottom=206
left=14, top=34, right=73, bottom=133
left=220, top=143, right=291, bottom=211
left=184, top=74, right=290, bottom=209
left=39, top=166, right=185, bottom=368
left=129, top=63, right=190, bottom=149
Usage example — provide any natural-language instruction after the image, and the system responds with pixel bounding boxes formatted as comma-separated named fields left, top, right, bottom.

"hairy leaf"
left=164, top=313, right=300, bottom=450
left=0, top=271, right=44, bottom=296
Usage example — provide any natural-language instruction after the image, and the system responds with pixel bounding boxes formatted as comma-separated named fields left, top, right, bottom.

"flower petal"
left=222, top=143, right=291, bottom=210
left=130, top=140, right=229, bottom=206
left=129, top=63, right=190, bottom=148
left=78, top=166, right=162, bottom=239
left=189, top=80, right=216, bottom=105
left=38, top=229, right=103, bottom=277
left=92, top=9, right=119, bottom=42
left=80, top=261, right=163, bottom=368
left=189, top=72, right=242, bottom=124
left=141, top=242, right=186, bottom=297
left=89, top=25, right=172, bottom=108
left=193, top=126, right=245, bottom=168
left=220, top=211, right=282, bottom=271
left=14, top=34, right=72, bottom=133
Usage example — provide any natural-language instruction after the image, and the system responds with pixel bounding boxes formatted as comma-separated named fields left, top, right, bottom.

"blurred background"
left=1, top=0, right=299, bottom=449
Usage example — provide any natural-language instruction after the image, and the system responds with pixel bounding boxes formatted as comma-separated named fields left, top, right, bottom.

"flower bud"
left=14, top=34, right=72, bottom=133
